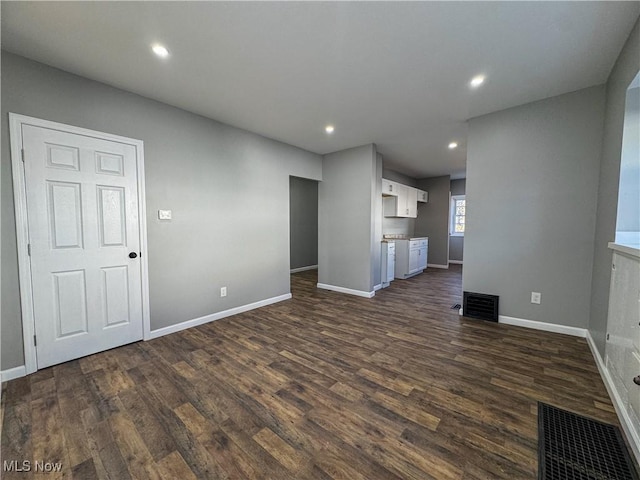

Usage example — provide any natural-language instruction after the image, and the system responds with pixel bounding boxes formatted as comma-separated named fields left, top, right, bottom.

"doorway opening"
left=289, top=176, right=319, bottom=296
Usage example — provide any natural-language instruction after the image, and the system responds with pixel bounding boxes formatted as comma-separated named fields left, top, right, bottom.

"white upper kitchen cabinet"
left=382, top=178, right=400, bottom=196
left=383, top=182, right=418, bottom=218
left=406, top=186, right=418, bottom=217
left=381, top=178, right=424, bottom=218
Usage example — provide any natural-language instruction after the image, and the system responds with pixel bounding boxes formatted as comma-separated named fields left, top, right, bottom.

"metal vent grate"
left=463, top=291, right=499, bottom=322
left=538, top=402, right=639, bottom=480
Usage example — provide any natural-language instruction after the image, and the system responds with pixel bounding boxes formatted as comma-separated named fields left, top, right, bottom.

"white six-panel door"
left=21, top=123, right=144, bottom=368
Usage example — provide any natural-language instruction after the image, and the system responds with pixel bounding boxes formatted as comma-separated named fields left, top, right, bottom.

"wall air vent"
left=463, top=291, right=499, bottom=322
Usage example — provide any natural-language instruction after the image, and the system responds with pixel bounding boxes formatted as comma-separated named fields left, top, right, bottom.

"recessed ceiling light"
left=152, top=44, right=170, bottom=58
left=325, top=125, right=335, bottom=134
left=470, top=75, right=485, bottom=88
left=448, top=142, right=458, bottom=149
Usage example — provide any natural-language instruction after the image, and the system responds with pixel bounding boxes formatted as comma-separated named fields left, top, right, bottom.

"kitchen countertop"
left=382, top=236, right=428, bottom=241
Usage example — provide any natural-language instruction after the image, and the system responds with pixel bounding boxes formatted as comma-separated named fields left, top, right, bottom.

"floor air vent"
left=538, top=402, right=639, bottom=480
left=463, top=291, right=499, bottom=322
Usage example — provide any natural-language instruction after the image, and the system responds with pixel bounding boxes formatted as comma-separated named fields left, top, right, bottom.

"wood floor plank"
left=1, top=265, right=627, bottom=479
left=155, top=451, right=198, bottom=480
left=31, top=394, right=70, bottom=480
left=117, top=387, right=178, bottom=463
left=253, top=426, right=308, bottom=473
left=135, top=382, right=229, bottom=480
left=107, top=411, right=156, bottom=480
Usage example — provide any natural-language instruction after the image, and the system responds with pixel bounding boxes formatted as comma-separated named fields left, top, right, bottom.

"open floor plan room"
left=1, top=2, right=639, bottom=478
left=1, top=268, right=619, bottom=479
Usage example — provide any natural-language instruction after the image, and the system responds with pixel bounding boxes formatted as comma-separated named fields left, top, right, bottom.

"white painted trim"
left=1, top=366, right=27, bottom=383
left=373, top=284, right=383, bottom=291
left=586, top=331, right=640, bottom=464
left=148, top=294, right=292, bottom=339
left=9, top=114, right=37, bottom=375
left=290, top=264, right=318, bottom=273
left=137, top=143, right=151, bottom=342
left=317, top=283, right=375, bottom=298
left=427, top=263, right=449, bottom=269
left=498, top=315, right=587, bottom=338
left=608, top=241, right=640, bottom=259
left=8, top=113, right=151, bottom=372
left=448, top=260, right=463, bottom=265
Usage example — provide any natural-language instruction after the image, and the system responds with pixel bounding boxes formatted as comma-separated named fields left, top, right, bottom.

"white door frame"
left=9, top=113, right=152, bottom=375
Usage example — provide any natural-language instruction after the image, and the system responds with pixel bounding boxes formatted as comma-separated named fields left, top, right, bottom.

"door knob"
left=634, top=376, right=640, bottom=386
left=129, top=252, right=138, bottom=259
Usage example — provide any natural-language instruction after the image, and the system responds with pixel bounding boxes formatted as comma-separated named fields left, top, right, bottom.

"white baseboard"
left=317, top=283, right=375, bottom=298
left=148, top=293, right=292, bottom=340
left=373, top=284, right=383, bottom=291
left=290, top=265, right=318, bottom=273
left=586, top=331, right=640, bottom=464
left=427, top=264, right=449, bottom=269
left=448, top=260, right=463, bottom=265
left=1, top=365, right=27, bottom=383
left=498, top=315, right=587, bottom=338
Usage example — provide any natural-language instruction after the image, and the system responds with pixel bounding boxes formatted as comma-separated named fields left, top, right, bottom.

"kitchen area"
left=379, top=175, right=430, bottom=289
left=317, top=144, right=456, bottom=298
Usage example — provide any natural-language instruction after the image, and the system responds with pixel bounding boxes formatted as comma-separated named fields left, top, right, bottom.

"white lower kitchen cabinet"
left=394, top=238, right=428, bottom=279
left=417, top=238, right=427, bottom=270
left=381, top=241, right=396, bottom=288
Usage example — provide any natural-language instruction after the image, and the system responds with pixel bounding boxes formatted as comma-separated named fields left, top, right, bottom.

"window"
left=450, top=195, right=466, bottom=236
left=614, top=70, right=639, bottom=248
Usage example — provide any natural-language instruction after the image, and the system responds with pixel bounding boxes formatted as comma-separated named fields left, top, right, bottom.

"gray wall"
left=590, top=19, right=640, bottom=355
left=1, top=52, right=322, bottom=370
left=318, top=144, right=380, bottom=293
left=289, top=177, right=318, bottom=270
left=464, top=86, right=605, bottom=328
left=449, top=179, right=466, bottom=262
left=382, top=168, right=418, bottom=187
left=415, top=175, right=451, bottom=267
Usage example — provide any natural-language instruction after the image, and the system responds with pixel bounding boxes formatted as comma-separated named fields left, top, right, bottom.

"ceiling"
left=2, top=2, right=639, bottom=180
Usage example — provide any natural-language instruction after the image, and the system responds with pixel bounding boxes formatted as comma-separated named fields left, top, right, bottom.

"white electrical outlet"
left=158, top=209, right=172, bottom=220
left=220, top=286, right=227, bottom=297
left=531, top=292, right=541, bottom=304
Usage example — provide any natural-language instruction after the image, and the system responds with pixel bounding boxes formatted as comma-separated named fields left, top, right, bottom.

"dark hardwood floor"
left=1, top=265, right=618, bottom=479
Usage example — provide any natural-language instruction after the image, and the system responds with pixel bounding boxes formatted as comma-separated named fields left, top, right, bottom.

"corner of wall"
left=588, top=16, right=640, bottom=357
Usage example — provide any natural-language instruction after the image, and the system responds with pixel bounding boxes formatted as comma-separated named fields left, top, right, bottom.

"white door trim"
left=9, top=113, right=151, bottom=375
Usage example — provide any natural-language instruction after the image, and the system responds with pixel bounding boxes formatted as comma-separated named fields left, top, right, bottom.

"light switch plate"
left=158, top=209, right=172, bottom=220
